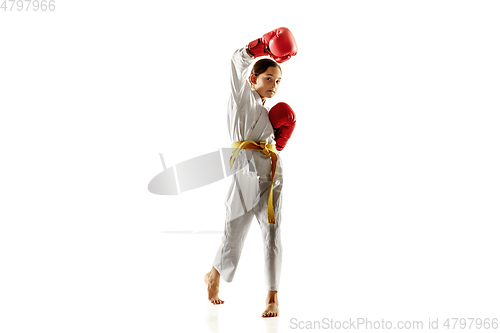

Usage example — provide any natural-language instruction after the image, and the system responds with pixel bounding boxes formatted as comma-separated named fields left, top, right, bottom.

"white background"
left=1, top=0, right=499, bottom=332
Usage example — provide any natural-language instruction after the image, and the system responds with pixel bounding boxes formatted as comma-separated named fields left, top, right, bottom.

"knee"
left=263, top=239, right=282, bottom=253
left=222, top=240, right=245, bottom=254
left=262, top=230, right=282, bottom=249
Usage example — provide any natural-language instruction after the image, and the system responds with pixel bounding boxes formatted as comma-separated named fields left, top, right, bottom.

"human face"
left=251, top=67, right=282, bottom=103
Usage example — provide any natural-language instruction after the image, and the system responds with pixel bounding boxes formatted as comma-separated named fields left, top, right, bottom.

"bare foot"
left=262, top=290, right=279, bottom=317
left=205, top=267, right=224, bottom=305
left=262, top=302, right=279, bottom=317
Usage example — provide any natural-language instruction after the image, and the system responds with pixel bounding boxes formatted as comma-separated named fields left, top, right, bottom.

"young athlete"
left=205, top=27, right=297, bottom=318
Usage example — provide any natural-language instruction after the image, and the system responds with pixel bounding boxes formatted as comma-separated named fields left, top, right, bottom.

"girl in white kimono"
left=205, top=27, right=297, bottom=318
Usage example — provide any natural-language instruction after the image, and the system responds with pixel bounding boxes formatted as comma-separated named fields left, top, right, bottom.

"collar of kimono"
left=229, top=141, right=278, bottom=224
left=250, top=89, right=266, bottom=105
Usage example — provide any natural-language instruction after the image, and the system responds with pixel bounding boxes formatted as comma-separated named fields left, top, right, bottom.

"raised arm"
left=247, top=27, right=297, bottom=64
left=229, top=47, right=254, bottom=103
left=229, top=28, right=297, bottom=104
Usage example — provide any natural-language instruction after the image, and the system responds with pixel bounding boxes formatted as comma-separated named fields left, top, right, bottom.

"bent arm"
left=229, top=47, right=254, bottom=104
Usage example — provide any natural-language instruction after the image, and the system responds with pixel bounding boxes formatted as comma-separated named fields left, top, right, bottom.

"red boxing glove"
left=247, top=27, right=298, bottom=64
left=269, top=102, right=296, bottom=151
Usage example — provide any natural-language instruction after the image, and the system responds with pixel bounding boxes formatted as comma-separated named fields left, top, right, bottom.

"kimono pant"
left=213, top=177, right=283, bottom=291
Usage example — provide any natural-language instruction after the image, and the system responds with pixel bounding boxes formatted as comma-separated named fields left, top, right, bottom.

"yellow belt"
left=229, top=141, right=278, bottom=224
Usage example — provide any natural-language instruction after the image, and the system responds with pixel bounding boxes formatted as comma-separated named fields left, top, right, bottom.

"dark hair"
left=249, top=58, right=282, bottom=86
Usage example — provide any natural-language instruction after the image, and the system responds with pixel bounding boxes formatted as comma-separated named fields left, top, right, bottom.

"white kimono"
left=225, top=47, right=284, bottom=221
left=213, top=47, right=284, bottom=291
